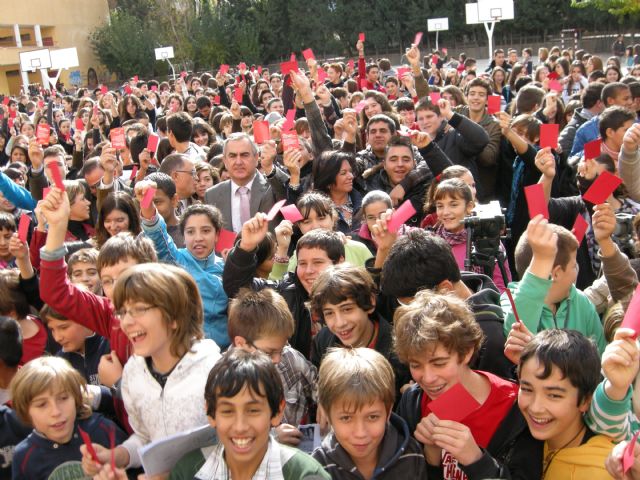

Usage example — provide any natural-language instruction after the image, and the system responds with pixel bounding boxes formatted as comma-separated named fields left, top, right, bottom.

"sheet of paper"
left=297, top=424, right=321, bottom=454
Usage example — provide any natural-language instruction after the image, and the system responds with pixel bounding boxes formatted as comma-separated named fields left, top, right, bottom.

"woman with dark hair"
left=95, top=191, right=141, bottom=249
left=192, top=120, right=215, bottom=148
left=563, top=61, right=588, bottom=103
left=605, top=65, right=622, bottom=83
left=183, top=95, right=198, bottom=117
left=360, top=90, right=398, bottom=131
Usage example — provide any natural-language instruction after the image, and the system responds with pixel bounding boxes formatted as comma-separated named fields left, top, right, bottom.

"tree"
left=572, top=0, right=640, bottom=19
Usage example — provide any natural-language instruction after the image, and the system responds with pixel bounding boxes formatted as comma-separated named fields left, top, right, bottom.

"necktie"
left=238, top=186, right=251, bottom=226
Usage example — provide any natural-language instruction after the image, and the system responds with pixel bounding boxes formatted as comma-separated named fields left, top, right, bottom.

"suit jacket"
left=204, top=168, right=288, bottom=231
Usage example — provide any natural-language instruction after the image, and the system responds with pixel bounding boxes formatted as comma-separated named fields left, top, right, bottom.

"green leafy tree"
left=572, top=0, right=640, bottom=19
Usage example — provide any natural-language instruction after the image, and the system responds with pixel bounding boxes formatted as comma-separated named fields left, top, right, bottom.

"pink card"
left=124, top=85, right=132, bottom=95
left=427, top=383, right=481, bottom=422
left=215, top=229, right=237, bottom=253
left=133, top=75, right=139, bottom=83
left=43, top=187, right=51, bottom=198
left=151, top=85, right=158, bottom=92
left=358, top=222, right=372, bottom=240
left=214, top=95, right=220, bottom=104
left=505, top=289, right=521, bottom=323
left=539, top=124, right=559, bottom=149
left=252, top=120, right=270, bottom=144
left=396, top=67, right=411, bottom=78
left=347, top=59, right=354, bottom=71
left=549, top=79, right=563, bottom=93
left=238, top=62, right=247, bottom=71
left=18, top=214, right=31, bottom=243
left=258, top=66, right=263, bottom=74
left=414, top=32, right=423, bottom=45
left=100, top=85, right=108, bottom=94
left=584, top=138, right=602, bottom=160
left=282, top=133, right=300, bottom=151
left=233, top=88, right=244, bottom=103
left=388, top=200, right=416, bottom=233
left=129, top=165, right=138, bottom=181
left=289, top=53, right=296, bottom=62
left=36, top=124, right=50, bottom=145
left=429, top=92, right=441, bottom=104
left=280, top=60, right=298, bottom=75
left=355, top=100, right=367, bottom=113
left=37, top=100, right=44, bottom=109
left=442, top=47, right=448, bottom=55
left=623, top=431, right=640, bottom=473
left=283, top=109, right=296, bottom=132
left=78, top=427, right=100, bottom=463
left=487, top=95, right=501, bottom=114
left=219, top=64, right=229, bottom=75
left=359, top=32, right=365, bottom=42
left=2, top=97, right=9, bottom=105
left=302, top=48, right=315, bottom=60
left=317, top=68, right=328, bottom=83
left=141, top=187, right=156, bottom=209
left=583, top=171, right=623, bottom=205
left=110, top=127, right=126, bottom=150
left=180, top=71, right=187, bottom=78
left=572, top=214, right=588, bottom=245
left=524, top=183, right=549, bottom=220
left=266, top=199, right=287, bottom=221
left=75, top=117, right=84, bottom=131
left=431, top=55, right=439, bottom=66
left=49, top=162, right=64, bottom=189
left=280, top=204, right=304, bottom=223
left=548, top=71, right=559, bottom=80
left=147, top=133, right=159, bottom=153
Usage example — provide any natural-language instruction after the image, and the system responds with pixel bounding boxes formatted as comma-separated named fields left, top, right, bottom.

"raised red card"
left=302, top=48, right=315, bottom=61
left=252, top=120, right=270, bottom=144
left=582, top=171, right=623, bottom=205
left=414, top=32, right=423, bottom=45
left=283, top=109, right=296, bottom=132
left=584, top=138, right=602, bottom=161
left=214, top=95, right=220, bottom=104
left=18, top=214, right=31, bottom=243
left=431, top=55, right=439, bottom=66
left=317, top=68, right=328, bottom=83
left=219, top=64, right=229, bottom=75
left=280, top=60, right=298, bottom=75
left=266, top=199, right=287, bottom=221
left=549, top=79, right=563, bottom=93
left=548, top=71, right=559, bottom=80
left=48, top=161, right=64, bottom=189
left=505, top=289, right=521, bottom=324
left=487, top=95, right=501, bottom=114
left=524, top=183, right=549, bottom=220
left=129, top=165, right=138, bottom=181
left=180, top=71, right=187, bottom=78
left=359, top=78, right=369, bottom=90
left=572, top=214, right=588, bottom=245
left=396, top=67, right=411, bottom=78
left=347, top=59, right=354, bottom=71
left=42, top=187, right=50, bottom=198
left=359, top=32, right=365, bottom=42
left=623, top=431, right=640, bottom=473
left=9, top=109, right=16, bottom=119
left=233, top=88, right=244, bottom=103
left=239, top=62, right=247, bottom=71
left=428, top=383, right=481, bottom=422
left=1, top=97, right=9, bottom=105
left=355, top=100, right=367, bottom=113
left=621, top=285, right=640, bottom=337
left=36, top=124, right=50, bottom=146
left=147, top=133, right=159, bottom=153
left=280, top=204, right=304, bottom=223
left=100, top=85, right=108, bottom=94
left=37, top=100, right=44, bottom=109
left=388, top=200, right=416, bottom=233
left=133, top=75, right=139, bottom=83
left=429, top=92, right=441, bottom=104
left=442, top=47, right=448, bottom=55
left=124, top=85, right=132, bottom=95
left=258, top=66, right=263, bottom=74
left=110, top=127, right=126, bottom=150
left=75, top=117, right=84, bottom=131
left=540, top=124, right=559, bottom=149
left=282, top=133, right=300, bottom=151
left=215, top=229, right=237, bottom=253
left=141, top=187, right=156, bottom=210
left=78, top=427, right=100, bottom=463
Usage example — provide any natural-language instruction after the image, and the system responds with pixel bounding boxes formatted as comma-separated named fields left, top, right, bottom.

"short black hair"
left=145, top=172, right=176, bottom=199
left=518, top=329, right=601, bottom=406
left=204, top=349, right=283, bottom=418
left=296, top=229, right=345, bottom=263
left=312, top=151, right=356, bottom=195
left=167, top=112, right=194, bottom=143
left=381, top=229, right=461, bottom=298
left=196, top=96, right=211, bottom=109
left=129, top=131, right=149, bottom=164
left=0, top=316, right=22, bottom=367
left=581, top=83, right=605, bottom=110
left=599, top=106, right=636, bottom=139
left=602, top=82, right=629, bottom=105
left=366, top=114, right=396, bottom=134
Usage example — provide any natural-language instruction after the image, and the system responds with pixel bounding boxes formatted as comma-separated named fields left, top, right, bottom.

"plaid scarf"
left=435, top=223, right=468, bottom=246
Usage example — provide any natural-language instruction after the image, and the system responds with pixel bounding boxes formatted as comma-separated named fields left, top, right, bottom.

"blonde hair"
left=112, top=263, right=204, bottom=358
left=318, top=347, right=395, bottom=416
left=228, top=288, right=294, bottom=342
left=10, top=357, right=91, bottom=426
left=63, top=179, right=87, bottom=206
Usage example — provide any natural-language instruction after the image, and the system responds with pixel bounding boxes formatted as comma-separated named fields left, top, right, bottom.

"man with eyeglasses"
left=158, top=153, right=196, bottom=215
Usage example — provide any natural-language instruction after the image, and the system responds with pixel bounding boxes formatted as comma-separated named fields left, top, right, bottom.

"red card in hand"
left=43, top=187, right=51, bottom=198
left=283, top=109, right=296, bottom=132
left=302, top=48, right=315, bottom=60
left=427, top=383, right=481, bottom=422
left=75, top=117, right=84, bottom=131
left=280, top=60, right=298, bottom=75
left=266, top=199, right=287, bottom=221
left=359, top=32, right=365, bottom=42
left=431, top=55, right=439, bottom=66
left=2, top=97, right=9, bottom=105
left=129, top=165, right=138, bottom=181
left=414, top=32, right=423, bottom=45
left=100, top=85, right=108, bottom=94
left=355, top=100, right=367, bottom=113
left=110, top=128, right=126, bottom=150
left=180, top=71, right=187, bottom=78
left=78, top=427, right=100, bottom=463
left=214, top=95, right=220, bottom=105
left=487, top=95, right=501, bottom=114
left=141, top=187, right=156, bottom=210
left=147, top=133, right=159, bottom=153
left=548, top=71, right=559, bottom=80
left=524, top=183, right=549, bottom=220
left=624, top=431, right=640, bottom=473
left=124, top=85, right=132, bottom=95
left=429, top=92, right=441, bottom=104
left=219, top=64, right=229, bottom=75
left=549, top=79, right=563, bottom=93
left=396, top=67, right=410, bottom=78
left=584, top=138, right=602, bottom=160
left=215, top=229, right=237, bottom=253
left=252, top=121, right=270, bottom=144
left=48, top=162, right=64, bottom=189
left=133, top=75, right=139, bottom=83
left=37, top=100, right=44, bottom=109
left=238, top=62, right=247, bottom=71
left=280, top=204, right=304, bottom=223
left=621, top=285, right=640, bottom=337
left=442, top=47, right=448, bottom=55
left=233, top=88, right=244, bottom=103
left=282, top=133, right=300, bottom=151
left=18, top=214, right=31, bottom=243
left=539, top=124, right=559, bottom=149
left=258, top=66, right=263, bottom=74
left=36, top=124, right=50, bottom=145
left=7, top=118, right=13, bottom=130
left=582, top=171, right=623, bottom=205
left=317, top=68, right=328, bottom=83
left=388, top=200, right=416, bottom=233
left=9, top=109, right=16, bottom=119
left=572, top=214, right=588, bottom=245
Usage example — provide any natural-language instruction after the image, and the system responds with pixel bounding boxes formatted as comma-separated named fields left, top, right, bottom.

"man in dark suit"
left=204, top=133, right=287, bottom=232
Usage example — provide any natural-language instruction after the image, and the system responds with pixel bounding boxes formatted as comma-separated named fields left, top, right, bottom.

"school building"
left=0, top=0, right=109, bottom=95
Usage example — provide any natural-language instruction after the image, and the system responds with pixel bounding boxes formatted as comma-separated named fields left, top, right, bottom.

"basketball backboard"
left=19, top=49, right=51, bottom=72
left=478, top=0, right=514, bottom=22
left=50, top=48, right=79, bottom=70
left=427, top=18, right=449, bottom=32
left=155, top=46, right=174, bottom=61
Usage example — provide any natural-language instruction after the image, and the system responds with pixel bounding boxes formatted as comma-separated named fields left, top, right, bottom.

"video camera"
left=613, top=212, right=636, bottom=259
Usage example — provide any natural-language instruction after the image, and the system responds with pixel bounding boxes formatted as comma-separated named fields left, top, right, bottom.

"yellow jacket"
left=543, top=434, right=614, bottom=479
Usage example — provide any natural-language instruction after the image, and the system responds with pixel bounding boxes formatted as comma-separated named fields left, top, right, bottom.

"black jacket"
left=223, top=245, right=314, bottom=358
left=0, top=405, right=31, bottom=479
left=397, top=385, right=543, bottom=480
left=312, top=413, right=428, bottom=479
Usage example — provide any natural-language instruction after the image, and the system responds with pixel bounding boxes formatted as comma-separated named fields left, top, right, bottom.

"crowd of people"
left=0, top=32, right=640, bottom=480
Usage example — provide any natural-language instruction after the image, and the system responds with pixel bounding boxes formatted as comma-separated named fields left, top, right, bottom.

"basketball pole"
left=483, top=20, right=496, bottom=60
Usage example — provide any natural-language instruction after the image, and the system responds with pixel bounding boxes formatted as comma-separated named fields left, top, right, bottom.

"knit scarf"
left=435, top=223, right=468, bottom=246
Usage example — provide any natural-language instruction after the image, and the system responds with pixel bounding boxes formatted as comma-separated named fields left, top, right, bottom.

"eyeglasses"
left=176, top=169, right=197, bottom=177
left=248, top=342, right=285, bottom=360
left=115, top=305, right=155, bottom=320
